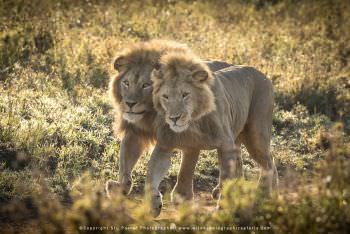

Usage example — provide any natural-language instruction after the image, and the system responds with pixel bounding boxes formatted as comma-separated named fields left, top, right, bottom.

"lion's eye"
left=122, top=80, right=129, bottom=87
left=142, top=83, right=151, bottom=89
left=162, top=94, right=168, bottom=100
left=182, top=92, right=190, bottom=99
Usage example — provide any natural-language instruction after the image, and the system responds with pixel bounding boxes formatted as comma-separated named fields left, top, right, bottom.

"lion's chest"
left=158, top=122, right=224, bottom=150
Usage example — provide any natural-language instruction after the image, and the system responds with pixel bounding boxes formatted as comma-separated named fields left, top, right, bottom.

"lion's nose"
left=126, top=101, right=137, bottom=108
left=169, top=115, right=181, bottom=124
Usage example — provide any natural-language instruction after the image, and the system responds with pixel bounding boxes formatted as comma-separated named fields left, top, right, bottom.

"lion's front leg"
left=118, top=133, right=145, bottom=195
left=171, top=148, right=200, bottom=204
left=146, top=144, right=172, bottom=217
left=212, top=143, right=243, bottom=200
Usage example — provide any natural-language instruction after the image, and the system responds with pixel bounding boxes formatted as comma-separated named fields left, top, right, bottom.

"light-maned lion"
left=148, top=51, right=278, bottom=216
left=107, top=40, right=232, bottom=199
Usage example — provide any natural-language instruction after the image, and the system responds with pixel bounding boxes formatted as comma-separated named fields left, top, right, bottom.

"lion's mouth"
left=174, top=123, right=186, bottom=127
left=125, top=111, right=145, bottom=115
left=123, top=111, right=145, bottom=123
left=169, top=123, right=189, bottom=133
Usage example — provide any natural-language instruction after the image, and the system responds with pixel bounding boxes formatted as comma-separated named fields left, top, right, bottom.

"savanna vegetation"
left=0, top=0, right=349, bottom=233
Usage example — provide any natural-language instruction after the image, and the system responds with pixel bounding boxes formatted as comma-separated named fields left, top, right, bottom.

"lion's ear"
left=151, top=68, right=161, bottom=82
left=113, top=56, right=129, bottom=72
left=192, top=69, right=209, bottom=82
left=154, top=62, right=161, bottom=71
left=151, top=63, right=163, bottom=82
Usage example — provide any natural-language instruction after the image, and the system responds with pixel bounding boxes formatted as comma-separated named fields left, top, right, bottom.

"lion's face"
left=158, top=80, right=194, bottom=132
left=110, top=41, right=191, bottom=126
left=152, top=53, right=216, bottom=133
left=118, top=64, right=154, bottom=123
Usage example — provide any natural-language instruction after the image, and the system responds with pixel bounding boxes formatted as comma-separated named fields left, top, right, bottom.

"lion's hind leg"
left=242, top=125, right=278, bottom=197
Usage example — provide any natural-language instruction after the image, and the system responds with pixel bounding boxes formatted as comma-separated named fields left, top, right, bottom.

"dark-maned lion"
left=107, top=40, right=232, bottom=199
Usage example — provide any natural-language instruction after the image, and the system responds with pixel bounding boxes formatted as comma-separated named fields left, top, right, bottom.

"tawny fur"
left=108, top=40, right=232, bottom=198
left=148, top=51, right=278, bottom=216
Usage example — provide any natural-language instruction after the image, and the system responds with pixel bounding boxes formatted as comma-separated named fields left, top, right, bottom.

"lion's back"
left=213, top=65, right=274, bottom=135
left=214, top=65, right=273, bottom=101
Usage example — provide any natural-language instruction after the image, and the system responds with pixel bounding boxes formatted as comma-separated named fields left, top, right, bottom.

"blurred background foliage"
left=0, top=0, right=349, bottom=233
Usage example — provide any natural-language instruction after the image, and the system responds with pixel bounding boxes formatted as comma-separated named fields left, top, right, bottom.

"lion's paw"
left=171, top=190, right=193, bottom=205
left=150, top=192, right=163, bottom=218
left=120, top=176, right=133, bottom=195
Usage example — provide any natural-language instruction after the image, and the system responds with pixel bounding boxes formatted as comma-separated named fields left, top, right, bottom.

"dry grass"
left=0, top=0, right=349, bottom=233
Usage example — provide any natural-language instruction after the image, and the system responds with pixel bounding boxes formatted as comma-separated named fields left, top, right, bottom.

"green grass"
left=0, top=0, right=349, bottom=233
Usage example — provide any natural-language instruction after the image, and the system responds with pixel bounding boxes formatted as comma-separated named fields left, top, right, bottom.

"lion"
left=148, top=51, right=278, bottom=216
left=107, top=39, right=232, bottom=199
